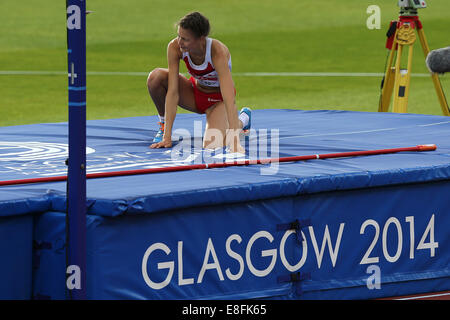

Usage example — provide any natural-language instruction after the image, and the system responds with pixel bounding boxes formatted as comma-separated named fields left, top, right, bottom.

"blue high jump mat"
left=0, top=109, right=449, bottom=299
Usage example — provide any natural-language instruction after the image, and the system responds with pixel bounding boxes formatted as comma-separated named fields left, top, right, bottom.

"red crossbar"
left=0, top=144, right=436, bottom=187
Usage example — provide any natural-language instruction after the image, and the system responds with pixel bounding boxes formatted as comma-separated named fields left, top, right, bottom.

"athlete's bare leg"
left=203, top=101, right=243, bottom=150
left=147, top=68, right=200, bottom=114
left=148, top=68, right=244, bottom=151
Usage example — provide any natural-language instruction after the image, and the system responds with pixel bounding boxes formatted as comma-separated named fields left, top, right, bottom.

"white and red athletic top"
left=182, top=37, right=232, bottom=88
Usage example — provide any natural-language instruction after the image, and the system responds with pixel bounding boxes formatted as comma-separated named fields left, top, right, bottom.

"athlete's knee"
left=147, top=68, right=167, bottom=90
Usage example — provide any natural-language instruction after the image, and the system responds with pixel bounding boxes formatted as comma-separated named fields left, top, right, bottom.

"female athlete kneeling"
left=147, top=11, right=251, bottom=153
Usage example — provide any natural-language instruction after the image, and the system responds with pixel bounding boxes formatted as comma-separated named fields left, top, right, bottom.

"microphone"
left=426, top=46, right=450, bottom=74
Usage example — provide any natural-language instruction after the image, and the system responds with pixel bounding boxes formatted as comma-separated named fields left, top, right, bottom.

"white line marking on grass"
left=0, top=70, right=433, bottom=77
left=0, top=71, right=67, bottom=75
left=235, top=72, right=386, bottom=77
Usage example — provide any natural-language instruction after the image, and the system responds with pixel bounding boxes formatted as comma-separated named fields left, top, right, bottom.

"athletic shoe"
left=152, top=122, right=165, bottom=143
left=239, top=107, right=252, bottom=132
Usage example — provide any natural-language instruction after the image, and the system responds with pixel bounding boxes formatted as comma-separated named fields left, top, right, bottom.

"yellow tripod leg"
left=379, top=31, right=399, bottom=112
left=417, top=28, right=450, bottom=116
left=395, top=44, right=414, bottom=113
left=392, top=44, right=404, bottom=112
left=394, top=70, right=409, bottom=113
left=379, top=67, right=396, bottom=112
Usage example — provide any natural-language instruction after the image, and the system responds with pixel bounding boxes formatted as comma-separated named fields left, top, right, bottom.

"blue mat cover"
left=1, top=110, right=450, bottom=217
left=0, top=110, right=449, bottom=299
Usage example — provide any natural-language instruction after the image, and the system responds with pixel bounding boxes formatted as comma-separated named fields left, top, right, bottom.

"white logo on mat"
left=0, top=141, right=95, bottom=161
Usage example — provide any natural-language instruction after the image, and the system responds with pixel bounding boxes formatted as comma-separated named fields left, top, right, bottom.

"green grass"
left=1, top=0, right=450, bottom=126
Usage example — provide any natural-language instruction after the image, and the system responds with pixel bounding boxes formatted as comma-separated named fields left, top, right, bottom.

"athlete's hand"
left=150, top=138, right=172, bottom=149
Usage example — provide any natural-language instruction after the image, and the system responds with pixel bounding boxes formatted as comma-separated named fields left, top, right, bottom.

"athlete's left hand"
left=149, top=138, right=172, bottom=149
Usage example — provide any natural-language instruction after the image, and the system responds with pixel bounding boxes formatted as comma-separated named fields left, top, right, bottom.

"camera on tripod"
left=379, top=0, right=449, bottom=116
left=398, top=0, right=427, bottom=9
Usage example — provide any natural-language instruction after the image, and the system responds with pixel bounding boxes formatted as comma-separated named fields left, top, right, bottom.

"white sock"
left=239, top=112, right=249, bottom=128
left=158, top=115, right=165, bottom=123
